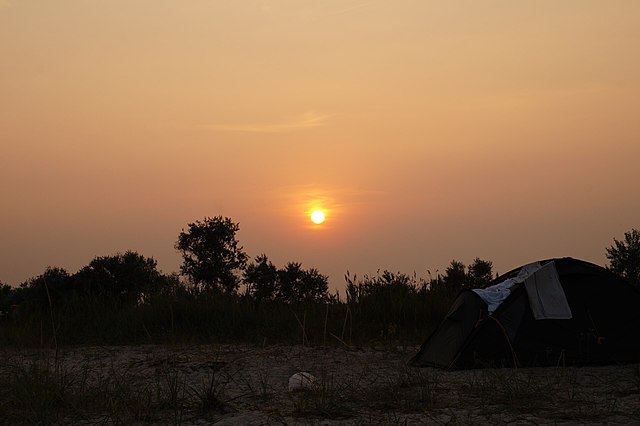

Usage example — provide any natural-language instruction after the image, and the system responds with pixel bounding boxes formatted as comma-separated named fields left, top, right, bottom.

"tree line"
left=0, top=216, right=504, bottom=311
left=0, top=217, right=638, bottom=346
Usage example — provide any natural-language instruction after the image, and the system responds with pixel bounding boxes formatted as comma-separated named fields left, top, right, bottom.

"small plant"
left=155, top=364, right=187, bottom=410
left=105, top=365, right=157, bottom=422
left=5, top=360, right=71, bottom=424
left=244, top=367, right=271, bottom=400
left=400, top=367, right=440, bottom=406
left=460, top=369, right=551, bottom=414
left=189, top=370, right=227, bottom=413
left=368, top=366, right=441, bottom=412
left=290, top=370, right=356, bottom=419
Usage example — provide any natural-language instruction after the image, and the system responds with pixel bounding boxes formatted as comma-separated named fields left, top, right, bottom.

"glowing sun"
left=310, top=210, right=325, bottom=224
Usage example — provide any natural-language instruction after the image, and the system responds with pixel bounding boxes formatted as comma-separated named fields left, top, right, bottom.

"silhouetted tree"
left=0, top=281, right=14, bottom=313
left=75, top=251, right=166, bottom=304
left=606, top=228, right=640, bottom=289
left=277, top=262, right=329, bottom=302
left=443, top=260, right=466, bottom=295
left=468, top=257, right=494, bottom=287
left=175, top=216, right=248, bottom=293
left=244, top=254, right=279, bottom=301
left=19, top=267, right=74, bottom=311
left=297, top=267, right=330, bottom=302
left=440, top=258, right=494, bottom=295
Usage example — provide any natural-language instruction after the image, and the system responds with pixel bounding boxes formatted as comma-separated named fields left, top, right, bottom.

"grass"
left=288, top=352, right=445, bottom=420
left=0, top=350, right=231, bottom=424
left=290, top=369, right=359, bottom=419
left=1, top=345, right=638, bottom=424
left=392, top=367, right=441, bottom=408
left=189, top=370, right=228, bottom=413
left=1, top=270, right=637, bottom=424
left=458, top=367, right=626, bottom=421
left=1, top=270, right=452, bottom=348
left=1, top=359, right=71, bottom=424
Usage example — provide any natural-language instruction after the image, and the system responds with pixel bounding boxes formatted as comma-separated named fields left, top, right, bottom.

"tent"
left=409, top=258, right=640, bottom=369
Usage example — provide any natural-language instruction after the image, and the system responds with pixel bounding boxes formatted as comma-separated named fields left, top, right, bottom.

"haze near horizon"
left=1, top=1, right=639, bottom=291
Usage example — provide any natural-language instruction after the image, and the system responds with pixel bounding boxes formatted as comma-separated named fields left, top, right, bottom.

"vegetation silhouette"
left=606, top=228, right=640, bottom=289
left=0, top=220, right=637, bottom=348
left=175, top=216, right=248, bottom=294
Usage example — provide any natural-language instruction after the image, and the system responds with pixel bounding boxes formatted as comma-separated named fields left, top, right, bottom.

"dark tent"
left=409, top=258, right=640, bottom=369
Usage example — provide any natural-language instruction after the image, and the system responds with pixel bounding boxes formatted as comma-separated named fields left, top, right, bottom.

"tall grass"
left=0, top=271, right=455, bottom=348
left=0, top=353, right=230, bottom=424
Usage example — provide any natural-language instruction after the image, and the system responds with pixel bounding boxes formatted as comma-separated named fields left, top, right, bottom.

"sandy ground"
left=2, top=344, right=639, bottom=425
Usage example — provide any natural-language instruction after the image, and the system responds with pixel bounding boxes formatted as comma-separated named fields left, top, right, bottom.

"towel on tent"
left=524, top=261, right=572, bottom=320
left=472, top=278, right=518, bottom=314
left=473, top=261, right=543, bottom=314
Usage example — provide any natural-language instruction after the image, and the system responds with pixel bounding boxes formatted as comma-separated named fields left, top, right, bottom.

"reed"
left=0, top=270, right=455, bottom=348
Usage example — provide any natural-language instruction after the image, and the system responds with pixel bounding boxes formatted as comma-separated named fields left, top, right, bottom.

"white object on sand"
left=288, top=372, right=318, bottom=392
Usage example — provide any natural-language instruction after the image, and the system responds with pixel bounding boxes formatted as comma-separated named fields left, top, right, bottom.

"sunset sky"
left=1, top=1, right=639, bottom=291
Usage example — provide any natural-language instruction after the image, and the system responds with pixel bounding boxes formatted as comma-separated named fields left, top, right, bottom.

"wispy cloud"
left=204, top=111, right=331, bottom=133
left=273, top=184, right=386, bottom=215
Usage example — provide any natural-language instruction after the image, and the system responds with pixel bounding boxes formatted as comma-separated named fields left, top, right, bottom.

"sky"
left=1, top=0, right=639, bottom=292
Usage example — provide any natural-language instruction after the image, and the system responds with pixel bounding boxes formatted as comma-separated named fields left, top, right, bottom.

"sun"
left=310, top=210, right=325, bottom=224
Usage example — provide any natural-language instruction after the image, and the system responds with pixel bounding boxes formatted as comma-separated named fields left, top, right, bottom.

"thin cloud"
left=205, top=111, right=331, bottom=133
left=273, top=184, right=386, bottom=215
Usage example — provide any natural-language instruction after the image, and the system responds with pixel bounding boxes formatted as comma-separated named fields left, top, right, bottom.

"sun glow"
left=310, top=210, right=325, bottom=224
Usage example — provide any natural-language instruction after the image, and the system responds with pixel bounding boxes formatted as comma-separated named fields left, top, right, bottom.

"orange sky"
left=1, top=1, right=639, bottom=291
